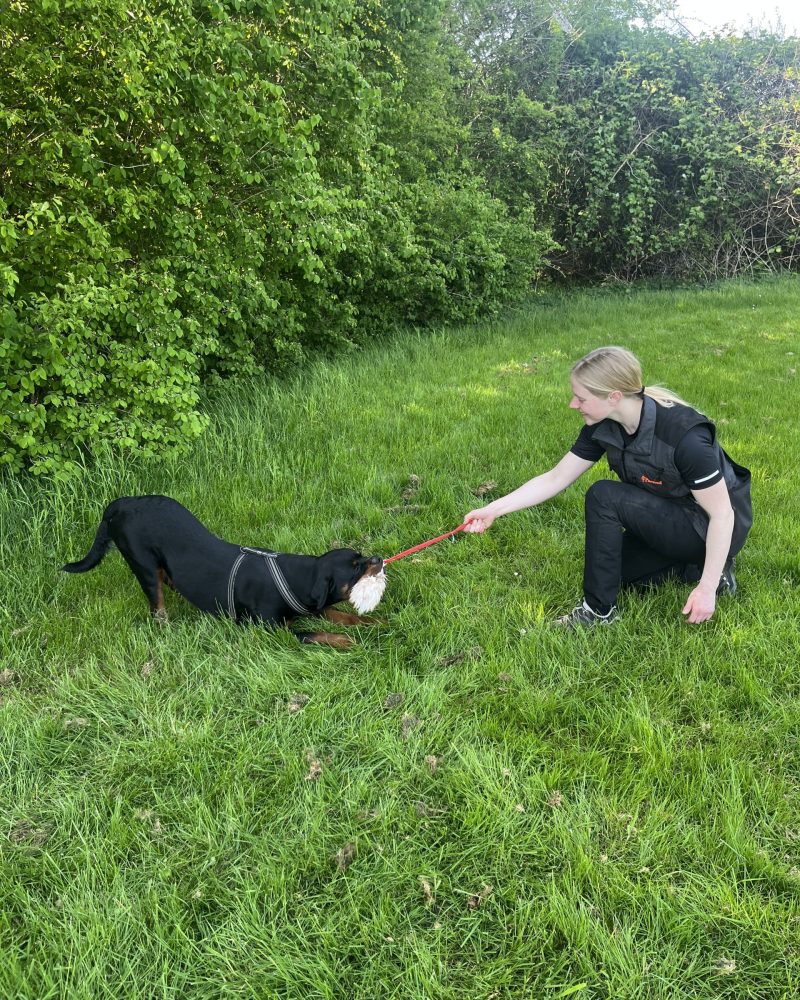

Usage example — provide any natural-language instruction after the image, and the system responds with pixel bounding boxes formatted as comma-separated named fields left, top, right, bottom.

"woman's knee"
left=585, top=479, right=626, bottom=514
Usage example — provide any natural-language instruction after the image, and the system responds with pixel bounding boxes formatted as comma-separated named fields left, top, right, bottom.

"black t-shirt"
left=570, top=422, right=724, bottom=490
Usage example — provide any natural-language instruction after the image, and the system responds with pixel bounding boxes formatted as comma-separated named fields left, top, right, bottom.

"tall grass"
left=2, top=279, right=799, bottom=999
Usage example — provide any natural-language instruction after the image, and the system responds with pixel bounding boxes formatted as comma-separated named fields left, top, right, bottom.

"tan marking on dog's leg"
left=302, top=632, right=354, bottom=649
left=151, top=568, right=168, bottom=620
left=323, top=608, right=382, bottom=627
left=323, top=608, right=371, bottom=627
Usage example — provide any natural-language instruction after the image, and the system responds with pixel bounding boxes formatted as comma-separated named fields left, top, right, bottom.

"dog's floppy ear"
left=309, top=570, right=335, bottom=610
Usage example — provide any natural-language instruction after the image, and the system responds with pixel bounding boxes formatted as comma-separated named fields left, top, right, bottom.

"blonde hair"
left=571, top=346, right=691, bottom=408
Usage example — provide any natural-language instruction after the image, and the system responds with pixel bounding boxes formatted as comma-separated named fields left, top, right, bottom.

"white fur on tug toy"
left=349, top=570, right=387, bottom=614
left=351, top=522, right=464, bottom=615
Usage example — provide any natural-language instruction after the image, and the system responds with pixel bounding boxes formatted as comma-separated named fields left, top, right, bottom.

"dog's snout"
left=369, top=556, right=383, bottom=567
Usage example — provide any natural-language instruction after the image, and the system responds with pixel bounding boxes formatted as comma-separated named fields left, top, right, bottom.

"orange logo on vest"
left=640, top=474, right=663, bottom=485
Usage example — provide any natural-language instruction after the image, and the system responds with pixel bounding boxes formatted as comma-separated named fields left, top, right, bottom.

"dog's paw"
left=356, top=615, right=384, bottom=626
left=300, top=631, right=354, bottom=649
left=323, top=608, right=382, bottom=628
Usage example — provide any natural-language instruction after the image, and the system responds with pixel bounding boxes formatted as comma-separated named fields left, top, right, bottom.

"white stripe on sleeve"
left=693, top=469, right=720, bottom=485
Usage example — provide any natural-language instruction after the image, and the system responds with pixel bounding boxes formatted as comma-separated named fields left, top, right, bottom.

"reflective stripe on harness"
left=226, top=547, right=313, bottom=620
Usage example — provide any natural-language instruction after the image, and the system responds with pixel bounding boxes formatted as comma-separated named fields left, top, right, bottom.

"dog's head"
left=313, top=549, right=386, bottom=613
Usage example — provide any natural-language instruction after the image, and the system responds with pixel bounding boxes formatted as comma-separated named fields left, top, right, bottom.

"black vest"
left=588, top=396, right=752, bottom=556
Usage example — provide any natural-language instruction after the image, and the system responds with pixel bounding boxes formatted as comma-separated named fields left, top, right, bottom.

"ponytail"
left=572, top=347, right=692, bottom=408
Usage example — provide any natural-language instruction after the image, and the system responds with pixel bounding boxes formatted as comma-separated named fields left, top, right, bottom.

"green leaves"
left=552, top=28, right=800, bottom=279
left=2, top=0, right=557, bottom=475
left=14, top=2, right=793, bottom=474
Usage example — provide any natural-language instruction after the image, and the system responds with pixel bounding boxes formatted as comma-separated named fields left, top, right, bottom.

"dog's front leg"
left=295, top=629, right=354, bottom=649
left=322, top=608, right=381, bottom=627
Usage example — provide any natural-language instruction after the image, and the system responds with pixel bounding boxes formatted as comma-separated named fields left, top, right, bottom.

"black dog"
left=62, top=496, right=386, bottom=647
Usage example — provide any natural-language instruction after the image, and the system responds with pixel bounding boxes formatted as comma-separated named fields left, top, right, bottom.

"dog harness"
left=226, top=547, right=313, bottom=619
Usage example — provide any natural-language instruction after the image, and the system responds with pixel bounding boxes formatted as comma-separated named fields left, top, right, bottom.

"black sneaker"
left=556, top=600, right=619, bottom=628
left=682, top=563, right=702, bottom=584
left=717, top=560, right=737, bottom=597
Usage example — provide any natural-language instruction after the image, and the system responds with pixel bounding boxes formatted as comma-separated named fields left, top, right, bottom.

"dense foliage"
left=553, top=28, right=800, bottom=279
left=1, top=0, right=552, bottom=475
left=451, top=1, right=800, bottom=280
left=1, top=0, right=798, bottom=473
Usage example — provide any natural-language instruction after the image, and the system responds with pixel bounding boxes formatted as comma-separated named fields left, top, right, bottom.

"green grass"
left=2, top=278, right=799, bottom=999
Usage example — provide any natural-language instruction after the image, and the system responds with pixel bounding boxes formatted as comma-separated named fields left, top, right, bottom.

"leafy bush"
left=1, top=0, right=553, bottom=474
left=5, top=0, right=796, bottom=475
left=552, top=28, right=800, bottom=279
left=1, top=1, right=356, bottom=472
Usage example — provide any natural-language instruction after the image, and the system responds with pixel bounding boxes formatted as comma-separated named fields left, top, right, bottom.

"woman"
left=463, top=346, right=752, bottom=627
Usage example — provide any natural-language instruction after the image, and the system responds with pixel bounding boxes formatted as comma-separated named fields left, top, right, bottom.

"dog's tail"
left=62, top=512, right=114, bottom=574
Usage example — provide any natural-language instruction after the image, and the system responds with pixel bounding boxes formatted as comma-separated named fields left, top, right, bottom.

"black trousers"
left=582, top=481, right=708, bottom=613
